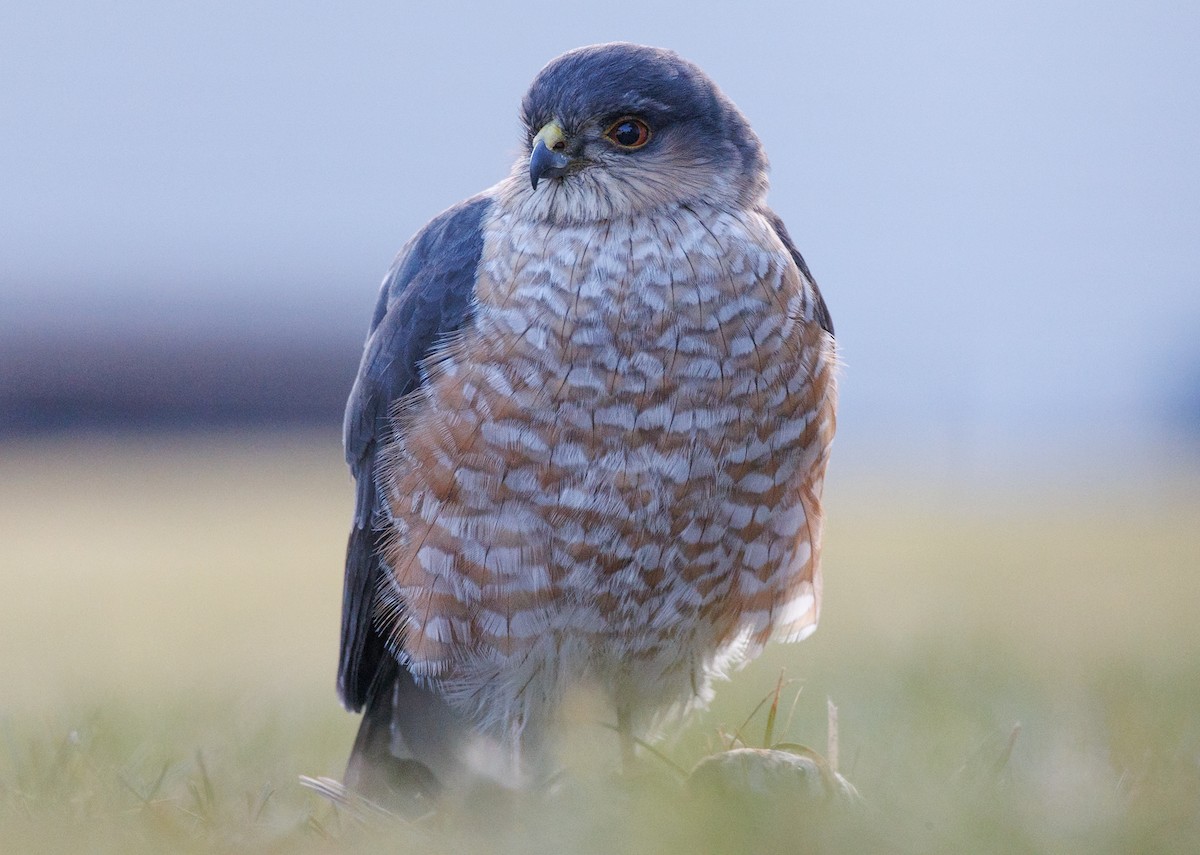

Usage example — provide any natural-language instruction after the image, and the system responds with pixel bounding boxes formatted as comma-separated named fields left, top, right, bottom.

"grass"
left=1, top=432, right=1199, bottom=852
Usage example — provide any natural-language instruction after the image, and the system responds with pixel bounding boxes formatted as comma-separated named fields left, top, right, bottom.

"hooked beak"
left=529, top=121, right=571, bottom=190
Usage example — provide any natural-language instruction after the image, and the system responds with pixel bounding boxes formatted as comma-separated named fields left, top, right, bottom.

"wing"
left=338, top=194, right=493, bottom=711
left=764, top=211, right=834, bottom=337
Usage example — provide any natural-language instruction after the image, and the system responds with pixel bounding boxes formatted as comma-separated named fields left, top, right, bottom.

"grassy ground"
left=2, top=432, right=1198, bottom=853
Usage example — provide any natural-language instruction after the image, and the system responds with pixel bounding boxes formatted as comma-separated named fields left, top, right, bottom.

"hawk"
left=338, top=42, right=836, bottom=802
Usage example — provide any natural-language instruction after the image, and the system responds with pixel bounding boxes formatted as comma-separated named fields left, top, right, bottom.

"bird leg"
left=616, top=704, right=636, bottom=775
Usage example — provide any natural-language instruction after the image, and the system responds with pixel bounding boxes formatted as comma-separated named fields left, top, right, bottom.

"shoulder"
left=368, top=193, right=496, bottom=333
left=758, top=207, right=834, bottom=338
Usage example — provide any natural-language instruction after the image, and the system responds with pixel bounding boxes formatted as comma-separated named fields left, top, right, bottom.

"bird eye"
left=604, top=117, right=651, bottom=149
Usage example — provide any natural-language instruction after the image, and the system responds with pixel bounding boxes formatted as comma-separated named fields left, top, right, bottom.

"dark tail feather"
left=344, top=656, right=472, bottom=814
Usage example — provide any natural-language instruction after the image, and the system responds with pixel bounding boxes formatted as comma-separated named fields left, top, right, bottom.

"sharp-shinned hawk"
left=338, top=42, right=837, bottom=802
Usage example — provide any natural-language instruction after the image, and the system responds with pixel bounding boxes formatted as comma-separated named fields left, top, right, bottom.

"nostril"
left=552, top=140, right=566, bottom=151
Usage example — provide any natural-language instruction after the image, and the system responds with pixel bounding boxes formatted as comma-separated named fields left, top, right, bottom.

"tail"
left=344, top=655, right=472, bottom=813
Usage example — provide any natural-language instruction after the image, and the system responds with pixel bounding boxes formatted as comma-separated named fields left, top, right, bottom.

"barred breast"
left=376, top=199, right=836, bottom=739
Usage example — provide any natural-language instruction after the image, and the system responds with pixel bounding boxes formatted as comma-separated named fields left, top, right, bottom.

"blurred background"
left=3, top=0, right=1198, bottom=470
left=2, top=1, right=1199, bottom=851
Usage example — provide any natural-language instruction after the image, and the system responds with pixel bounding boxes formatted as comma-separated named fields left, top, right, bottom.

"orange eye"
left=605, top=117, right=651, bottom=149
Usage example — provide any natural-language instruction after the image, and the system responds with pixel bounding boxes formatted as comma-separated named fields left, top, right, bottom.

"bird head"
left=512, top=43, right=770, bottom=223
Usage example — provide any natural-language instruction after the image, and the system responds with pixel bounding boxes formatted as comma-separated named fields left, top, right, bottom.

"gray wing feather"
left=339, top=194, right=492, bottom=711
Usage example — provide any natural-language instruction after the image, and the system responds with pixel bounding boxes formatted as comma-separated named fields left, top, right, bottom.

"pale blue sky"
left=3, top=0, right=1198, bottom=471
